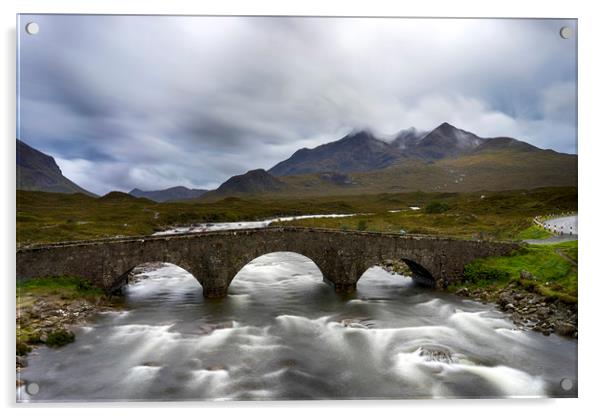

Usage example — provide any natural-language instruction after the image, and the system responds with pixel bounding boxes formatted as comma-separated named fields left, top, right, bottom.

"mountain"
left=406, top=122, right=486, bottom=160
left=267, top=122, right=560, bottom=179
left=129, top=186, right=207, bottom=202
left=268, top=130, right=403, bottom=176
left=202, top=169, right=287, bottom=200
left=268, top=123, right=487, bottom=177
left=200, top=122, right=576, bottom=201
left=470, top=136, right=539, bottom=153
left=16, top=139, right=95, bottom=196
left=391, top=127, right=426, bottom=150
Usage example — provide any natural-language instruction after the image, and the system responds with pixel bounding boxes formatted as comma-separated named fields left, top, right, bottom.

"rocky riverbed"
left=382, top=260, right=577, bottom=339
left=454, top=281, right=577, bottom=338
left=16, top=283, right=123, bottom=379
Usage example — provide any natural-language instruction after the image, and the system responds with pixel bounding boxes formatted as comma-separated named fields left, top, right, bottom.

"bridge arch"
left=401, top=259, right=436, bottom=287
left=352, top=257, right=437, bottom=293
left=228, top=251, right=327, bottom=292
left=111, top=261, right=201, bottom=294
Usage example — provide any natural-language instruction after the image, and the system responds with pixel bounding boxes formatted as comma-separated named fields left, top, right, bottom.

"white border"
left=2, top=0, right=601, bottom=414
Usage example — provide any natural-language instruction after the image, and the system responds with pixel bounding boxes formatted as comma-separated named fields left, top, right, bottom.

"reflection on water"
left=18, top=252, right=577, bottom=401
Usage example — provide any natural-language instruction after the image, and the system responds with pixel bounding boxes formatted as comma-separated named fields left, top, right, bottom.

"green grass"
left=17, top=275, right=105, bottom=300
left=450, top=241, right=578, bottom=303
left=279, top=187, right=576, bottom=241
left=515, top=225, right=553, bottom=240
left=17, top=186, right=577, bottom=245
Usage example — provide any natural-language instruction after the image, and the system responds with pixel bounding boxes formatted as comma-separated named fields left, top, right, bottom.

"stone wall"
left=16, top=227, right=520, bottom=297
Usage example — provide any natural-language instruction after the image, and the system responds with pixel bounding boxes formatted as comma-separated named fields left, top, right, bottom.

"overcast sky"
left=18, top=15, right=577, bottom=194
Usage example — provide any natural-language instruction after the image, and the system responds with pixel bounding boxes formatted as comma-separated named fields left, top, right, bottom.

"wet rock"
left=418, top=345, right=455, bottom=364
left=16, top=356, right=28, bottom=368
left=141, top=362, right=161, bottom=367
left=199, top=321, right=234, bottom=335
left=556, top=322, right=577, bottom=337
left=520, top=270, right=534, bottom=280
left=341, top=319, right=369, bottom=329
left=206, top=365, right=227, bottom=371
left=504, top=303, right=516, bottom=312
left=455, top=287, right=469, bottom=297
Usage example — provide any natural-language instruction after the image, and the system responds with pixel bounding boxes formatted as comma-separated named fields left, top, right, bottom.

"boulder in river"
left=418, top=344, right=455, bottom=363
left=555, top=322, right=577, bottom=337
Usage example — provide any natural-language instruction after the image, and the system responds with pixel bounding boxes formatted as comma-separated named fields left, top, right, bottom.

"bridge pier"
left=202, top=286, right=229, bottom=298
left=333, top=282, right=357, bottom=294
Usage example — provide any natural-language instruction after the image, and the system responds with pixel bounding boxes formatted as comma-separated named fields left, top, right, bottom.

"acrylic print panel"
left=16, top=15, right=577, bottom=402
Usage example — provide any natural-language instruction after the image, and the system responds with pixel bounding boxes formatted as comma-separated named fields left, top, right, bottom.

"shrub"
left=76, top=279, right=93, bottom=292
left=45, top=329, right=75, bottom=347
left=463, top=262, right=510, bottom=283
left=357, top=220, right=368, bottom=231
left=425, top=201, right=450, bottom=214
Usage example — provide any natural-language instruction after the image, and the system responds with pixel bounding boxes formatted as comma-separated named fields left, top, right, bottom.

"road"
left=525, top=215, right=577, bottom=245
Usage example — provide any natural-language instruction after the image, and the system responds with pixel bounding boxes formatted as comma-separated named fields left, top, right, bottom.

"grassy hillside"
left=278, top=187, right=577, bottom=240
left=17, top=187, right=576, bottom=245
left=307, top=149, right=576, bottom=195
left=209, top=148, right=576, bottom=199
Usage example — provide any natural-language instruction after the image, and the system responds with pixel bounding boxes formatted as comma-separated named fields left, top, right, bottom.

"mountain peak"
left=436, top=121, right=455, bottom=129
left=412, top=123, right=485, bottom=159
left=340, top=129, right=377, bottom=142
left=269, top=130, right=399, bottom=176
left=16, top=139, right=96, bottom=196
left=213, top=168, right=286, bottom=195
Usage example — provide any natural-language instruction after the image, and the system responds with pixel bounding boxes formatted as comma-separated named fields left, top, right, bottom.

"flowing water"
left=152, top=214, right=357, bottom=236
left=17, top=252, right=577, bottom=401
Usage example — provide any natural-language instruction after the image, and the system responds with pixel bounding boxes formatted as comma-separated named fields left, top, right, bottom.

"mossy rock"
left=45, top=329, right=75, bottom=347
left=16, top=342, right=32, bottom=356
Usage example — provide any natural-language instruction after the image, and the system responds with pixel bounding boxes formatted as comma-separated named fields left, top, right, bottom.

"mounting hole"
left=560, top=378, right=574, bottom=391
left=26, top=382, right=40, bottom=395
left=559, top=26, right=572, bottom=39
left=25, top=22, right=39, bottom=35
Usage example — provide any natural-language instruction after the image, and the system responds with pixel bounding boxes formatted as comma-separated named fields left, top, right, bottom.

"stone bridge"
left=16, top=227, right=520, bottom=298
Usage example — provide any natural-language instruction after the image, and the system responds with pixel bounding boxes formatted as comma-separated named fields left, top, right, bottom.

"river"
left=18, top=251, right=577, bottom=401
left=152, top=213, right=357, bottom=235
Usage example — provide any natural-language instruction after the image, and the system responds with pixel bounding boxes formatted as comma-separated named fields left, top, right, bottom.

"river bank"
left=16, top=276, right=123, bottom=380
left=384, top=243, right=578, bottom=339
left=453, top=281, right=577, bottom=337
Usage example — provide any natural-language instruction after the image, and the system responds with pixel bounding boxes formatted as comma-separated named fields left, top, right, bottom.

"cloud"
left=18, top=16, right=577, bottom=194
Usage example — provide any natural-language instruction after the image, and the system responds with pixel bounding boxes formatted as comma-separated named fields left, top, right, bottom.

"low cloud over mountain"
left=19, top=16, right=576, bottom=194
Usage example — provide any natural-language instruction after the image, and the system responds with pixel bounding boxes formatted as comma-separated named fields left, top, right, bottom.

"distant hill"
left=130, top=186, right=207, bottom=202
left=202, top=169, right=287, bottom=200
left=99, top=191, right=143, bottom=202
left=16, top=139, right=95, bottom=196
left=268, top=130, right=403, bottom=176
